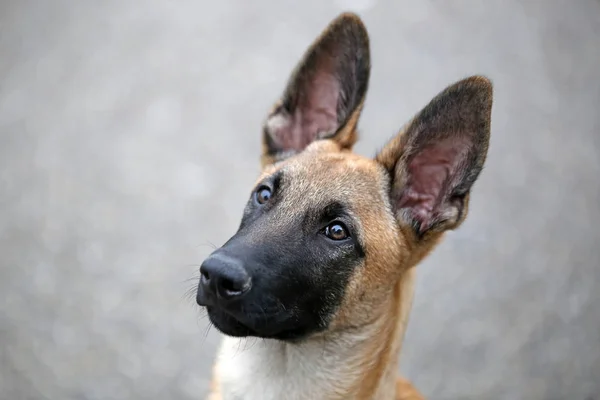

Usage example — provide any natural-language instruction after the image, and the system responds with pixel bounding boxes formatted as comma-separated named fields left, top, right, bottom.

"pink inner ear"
left=272, top=70, right=340, bottom=153
left=397, top=135, right=471, bottom=230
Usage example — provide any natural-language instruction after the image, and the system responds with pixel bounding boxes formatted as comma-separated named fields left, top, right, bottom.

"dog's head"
left=196, top=13, right=492, bottom=341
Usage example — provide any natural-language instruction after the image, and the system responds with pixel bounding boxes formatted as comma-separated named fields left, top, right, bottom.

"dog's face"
left=196, top=13, right=492, bottom=341
left=200, top=145, right=401, bottom=340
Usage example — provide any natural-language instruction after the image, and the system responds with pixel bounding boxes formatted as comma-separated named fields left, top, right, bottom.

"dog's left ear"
left=261, top=13, right=371, bottom=167
left=376, top=76, right=493, bottom=237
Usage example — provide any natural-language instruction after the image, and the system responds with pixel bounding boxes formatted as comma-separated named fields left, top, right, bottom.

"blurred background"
left=1, top=0, right=599, bottom=399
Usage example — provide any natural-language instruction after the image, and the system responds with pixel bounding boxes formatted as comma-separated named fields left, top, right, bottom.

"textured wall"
left=1, top=0, right=599, bottom=399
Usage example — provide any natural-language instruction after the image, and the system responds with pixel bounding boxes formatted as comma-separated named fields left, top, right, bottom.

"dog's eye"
left=255, top=186, right=272, bottom=205
left=324, top=222, right=349, bottom=241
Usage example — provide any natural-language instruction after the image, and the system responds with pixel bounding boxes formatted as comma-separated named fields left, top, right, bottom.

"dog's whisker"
left=182, top=286, right=198, bottom=303
left=234, top=336, right=244, bottom=357
left=181, top=263, right=202, bottom=269
left=183, top=275, right=200, bottom=283
left=199, top=320, right=214, bottom=348
left=196, top=241, right=219, bottom=250
left=272, top=295, right=287, bottom=312
left=245, top=337, right=259, bottom=352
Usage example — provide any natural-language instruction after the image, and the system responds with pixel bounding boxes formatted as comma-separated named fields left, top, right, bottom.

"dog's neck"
left=213, top=268, right=416, bottom=400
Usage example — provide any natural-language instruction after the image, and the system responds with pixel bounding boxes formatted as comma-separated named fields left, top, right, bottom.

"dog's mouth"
left=197, top=279, right=317, bottom=341
left=205, top=305, right=311, bottom=341
left=205, top=306, right=256, bottom=337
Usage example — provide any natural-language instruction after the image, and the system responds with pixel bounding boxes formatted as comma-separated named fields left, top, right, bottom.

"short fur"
left=196, top=12, right=493, bottom=400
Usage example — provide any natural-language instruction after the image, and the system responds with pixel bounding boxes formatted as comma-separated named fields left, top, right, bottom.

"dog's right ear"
left=261, top=13, right=371, bottom=167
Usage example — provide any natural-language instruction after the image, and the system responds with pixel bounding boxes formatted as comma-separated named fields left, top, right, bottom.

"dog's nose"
left=199, top=254, right=252, bottom=301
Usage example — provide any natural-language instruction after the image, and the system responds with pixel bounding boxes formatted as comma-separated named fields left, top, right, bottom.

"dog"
left=196, top=12, right=493, bottom=400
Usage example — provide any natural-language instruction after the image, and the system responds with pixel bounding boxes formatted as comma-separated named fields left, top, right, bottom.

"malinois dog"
left=196, top=12, right=493, bottom=400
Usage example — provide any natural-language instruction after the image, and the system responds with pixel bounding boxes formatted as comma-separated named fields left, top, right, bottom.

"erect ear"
left=376, top=76, right=493, bottom=237
left=261, top=12, right=371, bottom=167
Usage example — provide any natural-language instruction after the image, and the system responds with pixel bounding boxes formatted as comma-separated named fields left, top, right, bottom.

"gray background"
left=1, top=0, right=599, bottom=399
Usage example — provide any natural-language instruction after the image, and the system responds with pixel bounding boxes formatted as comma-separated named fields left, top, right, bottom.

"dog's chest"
left=215, top=337, right=358, bottom=400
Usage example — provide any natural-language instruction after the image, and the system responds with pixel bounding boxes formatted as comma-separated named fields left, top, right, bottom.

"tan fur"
left=204, top=12, right=492, bottom=400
